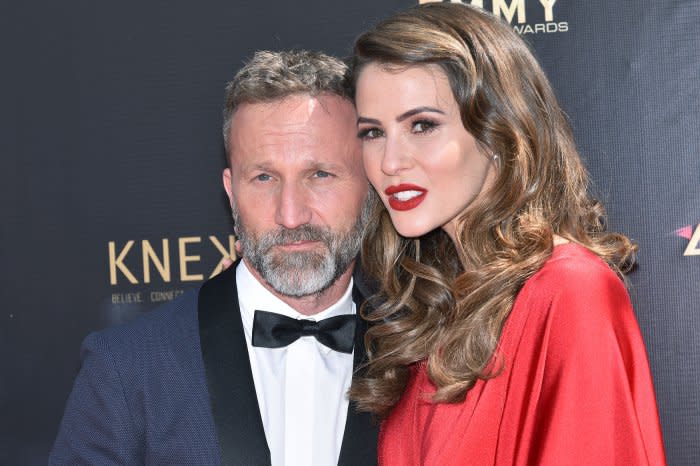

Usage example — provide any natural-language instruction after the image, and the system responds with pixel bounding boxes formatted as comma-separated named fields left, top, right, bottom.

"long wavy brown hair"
left=349, top=3, right=636, bottom=417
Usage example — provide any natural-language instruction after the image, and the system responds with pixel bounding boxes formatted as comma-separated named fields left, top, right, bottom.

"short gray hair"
left=222, top=50, right=351, bottom=153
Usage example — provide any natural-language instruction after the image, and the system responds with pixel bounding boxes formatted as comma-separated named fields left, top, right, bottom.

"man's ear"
left=222, top=168, right=234, bottom=203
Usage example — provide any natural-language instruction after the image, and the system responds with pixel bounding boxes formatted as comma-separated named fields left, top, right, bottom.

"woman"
left=350, top=3, right=666, bottom=465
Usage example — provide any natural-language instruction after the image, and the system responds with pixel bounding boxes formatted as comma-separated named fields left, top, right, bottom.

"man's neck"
left=243, top=258, right=356, bottom=316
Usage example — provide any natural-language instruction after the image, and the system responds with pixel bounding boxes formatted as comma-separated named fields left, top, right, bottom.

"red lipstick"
left=384, top=184, right=428, bottom=211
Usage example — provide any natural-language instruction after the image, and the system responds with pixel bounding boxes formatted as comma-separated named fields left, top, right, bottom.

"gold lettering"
left=419, top=0, right=484, bottom=5
left=539, top=0, right=557, bottom=22
left=493, top=0, right=526, bottom=24
left=111, top=292, right=142, bottom=304
left=684, top=225, right=700, bottom=256
left=108, top=241, right=138, bottom=285
left=151, top=290, right=169, bottom=302
left=209, top=235, right=237, bottom=278
left=142, top=239, right=171, bottom=284
left=149, top=289, right=184, bottom=303
left=178, top=236, right=204, bottom=281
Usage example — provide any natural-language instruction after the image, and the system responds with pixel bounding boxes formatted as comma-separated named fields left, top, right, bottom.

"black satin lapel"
left=338, top=400, right=379, bottom=466
left=351, top=285, right=369, bottom=368
left=198, top=264, right=271, bottom=466
left=337, top=286, right=379, bottom=466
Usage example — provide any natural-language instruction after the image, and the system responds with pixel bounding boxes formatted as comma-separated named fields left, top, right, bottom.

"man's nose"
left=274, top=182, right=313, bottom=229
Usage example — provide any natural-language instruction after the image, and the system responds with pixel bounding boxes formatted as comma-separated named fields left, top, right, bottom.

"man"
left=50, top=50, right=378, bottom=465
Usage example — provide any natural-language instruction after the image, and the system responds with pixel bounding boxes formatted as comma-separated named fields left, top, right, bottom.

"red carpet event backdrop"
left=2, top=0, right=698, bottom=464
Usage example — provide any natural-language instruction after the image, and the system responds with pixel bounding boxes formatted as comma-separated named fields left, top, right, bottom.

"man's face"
left=223, top=93, right=370, bottom=297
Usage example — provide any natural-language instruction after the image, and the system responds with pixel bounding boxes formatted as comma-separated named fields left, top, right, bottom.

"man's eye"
left=412, top=120, right=438, bottom=134
left=255, top=173, right=272, bottom=181
left=314, top=170, right=332, bottom=178
left=357, top=127, right=383, bottom=140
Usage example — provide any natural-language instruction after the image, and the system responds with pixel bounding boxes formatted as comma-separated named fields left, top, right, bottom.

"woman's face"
left=355, top=63, right=496, bottom=240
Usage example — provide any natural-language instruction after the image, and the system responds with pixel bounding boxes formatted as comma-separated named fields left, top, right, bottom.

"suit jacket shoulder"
left=50, top=289, right=220, bottom=465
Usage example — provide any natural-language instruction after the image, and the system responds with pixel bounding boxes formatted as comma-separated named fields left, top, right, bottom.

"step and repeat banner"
left=2, top=0, right=698, bottom=464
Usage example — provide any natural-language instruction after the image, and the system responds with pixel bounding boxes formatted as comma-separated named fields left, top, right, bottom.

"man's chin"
left=259, top=252, right=336, bottom=296
left=266, top=248, right=328, bottom=267
left=263, top=266, right=336, bottom=297
left=269, top=241, right=325, bottom=253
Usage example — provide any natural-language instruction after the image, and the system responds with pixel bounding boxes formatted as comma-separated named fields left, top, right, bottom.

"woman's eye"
left=358, top=127, right=383, bottom=140
left=412, top=120, right=438, bottom=134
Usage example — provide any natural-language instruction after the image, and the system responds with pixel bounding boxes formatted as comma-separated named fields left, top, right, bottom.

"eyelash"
left=357, top=127, right=383, bottom=140
left=357, top=119, right=440, bottom=140
left=252, top=171, right=332, bottom=182
left=411, top=119, right=438, bottom=134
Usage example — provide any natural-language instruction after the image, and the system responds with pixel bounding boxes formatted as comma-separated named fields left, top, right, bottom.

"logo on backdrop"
left=674, top=224, right=700, bottom=257
left=419, top=0, right=568, bottom=34
left=107, top=234, right=237, bottom=305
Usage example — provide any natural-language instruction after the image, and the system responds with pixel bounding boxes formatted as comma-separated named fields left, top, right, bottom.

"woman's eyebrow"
left=357, top=106, right=445, bottom=126
left=396, top=106, right=445, bottom=122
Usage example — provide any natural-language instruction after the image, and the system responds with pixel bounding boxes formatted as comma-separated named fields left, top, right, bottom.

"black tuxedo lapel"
left=338, top=285, right=379, bottom=466
left=198, top=263, right=271, bottom=466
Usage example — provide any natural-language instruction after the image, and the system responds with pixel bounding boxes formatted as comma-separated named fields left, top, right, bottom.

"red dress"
left=379, top=244, right=666, bottom=465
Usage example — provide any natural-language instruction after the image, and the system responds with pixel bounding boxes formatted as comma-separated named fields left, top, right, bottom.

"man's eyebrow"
left=239, top=162, right=275, bottom=173
left=357, top=107, right=445, bottom=126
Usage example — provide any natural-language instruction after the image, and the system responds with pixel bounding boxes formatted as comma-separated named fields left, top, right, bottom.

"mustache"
left=262, top=224, right=332, bottom=248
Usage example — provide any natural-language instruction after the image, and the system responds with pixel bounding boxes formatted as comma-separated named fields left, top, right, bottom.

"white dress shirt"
left=236, top=260, right=355, bottom=466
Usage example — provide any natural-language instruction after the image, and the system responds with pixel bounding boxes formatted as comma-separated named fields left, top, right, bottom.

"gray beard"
left=232, top=191, right=374, bottom=297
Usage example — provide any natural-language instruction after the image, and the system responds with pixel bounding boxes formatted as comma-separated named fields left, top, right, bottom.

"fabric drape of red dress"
left=378, top=244, right=666, bottom=465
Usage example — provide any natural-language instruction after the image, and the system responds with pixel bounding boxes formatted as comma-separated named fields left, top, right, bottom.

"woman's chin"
left=391, top=220, right=435, bottom=239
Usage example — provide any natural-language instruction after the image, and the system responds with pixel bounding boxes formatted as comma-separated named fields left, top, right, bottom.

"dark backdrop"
left=2, top=1, right=698, bottom=464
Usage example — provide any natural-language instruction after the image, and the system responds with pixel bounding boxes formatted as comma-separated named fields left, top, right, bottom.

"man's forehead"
left=228, top=93, right=359, bottom=165
left=232, top=93, right=355, bottom=130
left=232, top=136, right=355, bottom=170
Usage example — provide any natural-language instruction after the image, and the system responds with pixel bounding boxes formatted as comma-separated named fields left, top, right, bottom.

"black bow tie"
left=251, top=310, right=356, bottom=354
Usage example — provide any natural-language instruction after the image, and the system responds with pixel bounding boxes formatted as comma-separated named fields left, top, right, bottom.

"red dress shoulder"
left=378, top=244, right=666, bottom=466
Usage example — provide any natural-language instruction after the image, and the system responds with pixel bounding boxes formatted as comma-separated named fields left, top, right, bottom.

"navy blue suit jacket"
left=50, top=265, right=378, bottom=465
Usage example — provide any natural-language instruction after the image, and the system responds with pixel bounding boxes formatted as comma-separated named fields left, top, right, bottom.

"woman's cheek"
left=362, top=146, right=383, bottom=181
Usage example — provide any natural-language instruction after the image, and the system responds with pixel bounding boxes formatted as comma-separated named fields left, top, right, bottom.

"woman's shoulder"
left=517, top=243, right=632, bottom=327
left=530, top=242, right=625, bottom=293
